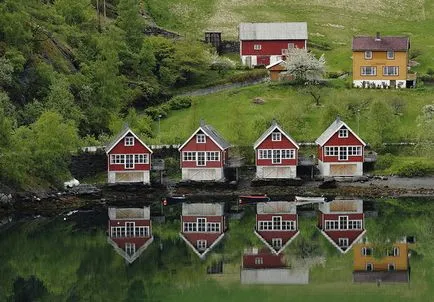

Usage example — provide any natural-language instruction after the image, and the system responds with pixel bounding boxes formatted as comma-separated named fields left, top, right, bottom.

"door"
left=197, top=152, right=206, bottom=166
left=272, top=150, right=281, bottom=164
left=330, top=164, right=357, bottom=176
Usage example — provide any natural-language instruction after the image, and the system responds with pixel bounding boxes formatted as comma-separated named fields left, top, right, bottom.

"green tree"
left=366, top=100, right=396, bottom=148
left=117, top=0, right=144, bottom=52
left=284, top=48, right=326, bottom=81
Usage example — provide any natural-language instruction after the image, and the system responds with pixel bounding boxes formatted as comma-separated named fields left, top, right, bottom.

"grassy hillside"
left=145, top=0, right=434, bottom=73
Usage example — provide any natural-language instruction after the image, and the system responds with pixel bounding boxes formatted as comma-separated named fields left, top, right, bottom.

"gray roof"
left=315, top=118, right=366, bottom=146
left=239, top=22, right=308, bottom=41
left=182, top=203, right=225, bottom=216
left=253, top=120, right=299, bottom=149
left=105, top=126, right=152, bottom=154
left=108, top=207, right=150, bottom=220
left=257, top=201, right=296, bottom=214
left=179, top=121, right=230, bottom=151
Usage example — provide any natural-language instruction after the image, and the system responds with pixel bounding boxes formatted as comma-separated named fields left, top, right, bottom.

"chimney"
left=375, top=32, right=381, bottom=41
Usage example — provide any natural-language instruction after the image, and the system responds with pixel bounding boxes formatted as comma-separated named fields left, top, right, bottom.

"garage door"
left=330, top=164, right=357, bottom=176
left=263, top=167, right=293, bottom=179
left=115, top=172, right=144, bottom=183
left=187, top=169, right=217, bottom=181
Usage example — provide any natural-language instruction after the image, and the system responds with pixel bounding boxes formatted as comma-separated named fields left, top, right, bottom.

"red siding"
left=324, top=230, right=365, bottom=245
left=243, top=252, right=286, bottom=269
left=322, top=213, right=364, bottom=220
left=111, top=237, right=151, bottom=249
left=256, top=133, right=298, bottom=166
left=257, top=230, right=298, bottom=243
left=241, top=40, right=306, bottom=56
left=257, top=56, right=270, bottom=66
left=256, top=214, right=297, bottom=221
left=182, top=215, right=224, bottom=224
left=109, top=219, right=151, bottom=228
left=182, top=233, right=222, bottom=245
left=180, top=133, right=226, bottom=168
left=321, top=131, right=364, bottom=163
left=317, top=145, right=323, bottom=161
left=108, top=136, right=152, bottom=172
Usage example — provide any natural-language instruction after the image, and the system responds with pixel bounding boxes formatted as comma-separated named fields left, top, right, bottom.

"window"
left=348, top=146, right=362, bottom=156
left=364, top=51, right=372, bottom=59
left=282, top=149, right=295, bottom=159
left=207, top=152, right=220, bottom=161
left=111, top=227, right=125, bottom=238
left=338, top=238, right=349, bottom=248
left=197, top=152, right=206, bottom=166
left=126, top=222, right=134, bottom=237
left=339, top=216, right=348, bottom=229
left=196, top=134, right=206, bottom=143
left=197, top=218, right=206, bottom=232
left=125, top=137, right=134, bottom=146
left=272, top=238, right=282, bottom=249
left=135, top=226, right=149, bottom=237
left=388, top=264, right=395, bottom=271
left=272, top=216, right=281, bottom=230
left=383, top=66, right=399, bottom=76
left=272, top=150, right=281, bottom=164
left=111, top=154, right=125, bottom=164
left=183, top=222, right=197, bottom=232
left=207, top=223, right=220, bottom=232
left=325, top=146, right=339, bottom=156
left=183, top=152, right=196, bottom=161
left=388, top=247, right=400, bottom=257
left=361, top=66, right=376, bottom=75
left=134, top=154, right=148, bottom=164
left=386, top=50, right=394, bottom=59
left=271, top=132, right=281, bottom=141
left=125, top=154, right=134, bottom=169
left=325, top=220, right=339, bottom=230
left=254, top=257, right=263, bottom=265
left=348, top=220, right=362, bottom=230
left=125, top=243, right=136, bottom=256
left=282, top=220, right=295, bottom=230
left=366, top=263, right=373, bottom=271
left=362, top=247, right=373, bottom=256
left=338, top=128, right=348, bottom=138
left=338, top=147, right=348, bottom=161
left=254, top=44, right=262, bottom=50
left=288, top=43, right=295, bottom=49
left=258, top=149, right=272, bottom=159
left=197, top=240, right=207, bottom=251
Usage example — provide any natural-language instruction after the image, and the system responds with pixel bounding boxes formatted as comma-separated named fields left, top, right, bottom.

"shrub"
left=375, top=153, right=394, bottom=170
left=144, top=105, right=169, bottom=120
left=168, top=96, right=192, bottom=110
left=394, top=160, right=434, bottom=177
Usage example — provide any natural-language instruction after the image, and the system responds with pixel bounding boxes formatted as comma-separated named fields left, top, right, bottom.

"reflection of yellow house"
left=353, top=242, right=409, bottom=283
left=352, top=33, right=414, bottom=89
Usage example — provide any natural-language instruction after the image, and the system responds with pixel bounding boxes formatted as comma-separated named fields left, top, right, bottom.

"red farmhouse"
left=242, top=248, right=287, bottom=269
left=106, top=127, right=153, bottom=184
left=239, top=22, right=308, bottom=67
left=253, top=121, right=299, bottom=179
left=255, top=201, right=299, bottom=254
left=317, top=199, right=366, bottom=253
left=107, top=207, right=154, bottom=263
left=178, top=121, right=230, bottom=181
left=315, top=118, right=366, bottom=177
left=179, top=203, right=226, bottom=259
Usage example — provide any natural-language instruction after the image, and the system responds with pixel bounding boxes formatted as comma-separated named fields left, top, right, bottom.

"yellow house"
left=352, top=33, right=414, bottom=88
left=353, top=242, right=409, bottom=283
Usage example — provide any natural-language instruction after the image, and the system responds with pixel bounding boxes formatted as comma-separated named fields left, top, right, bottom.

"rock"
left=252, top=97, right=265, bottom=104
left=319, top=178, right=337, bottom=189
left=0, top=193, right=13, bottom=205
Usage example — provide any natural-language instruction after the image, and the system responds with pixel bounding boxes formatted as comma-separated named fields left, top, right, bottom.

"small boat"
left=162, top=195, right=186, bottom=206
left=238, top=194, right=270, bottom=205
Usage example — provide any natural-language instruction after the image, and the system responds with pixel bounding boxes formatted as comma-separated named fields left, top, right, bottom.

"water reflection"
left=107, top=207, right=154, bottom=263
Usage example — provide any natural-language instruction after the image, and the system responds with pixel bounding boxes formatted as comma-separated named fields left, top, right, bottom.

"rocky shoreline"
left=1, top=175, right=433, bottom=220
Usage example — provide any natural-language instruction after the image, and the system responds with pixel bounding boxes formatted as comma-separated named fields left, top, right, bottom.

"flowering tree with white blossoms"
left=284, top=48, right=326, bottom=81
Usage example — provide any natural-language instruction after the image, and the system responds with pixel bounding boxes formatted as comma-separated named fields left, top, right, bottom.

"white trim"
left=124, top=136, right=135, bottom=146
left=254, top=230, right=300, bottom=255
left=316, top=121, right=366, bottom=147
left=272, top=132, right=282, bottom=141
left=266, top=59, right=285, bottom=69
left=317, top=227, right=366, bottom=254
left=178, top=126, right=226, bottom=151
left=196, top=134, right=206, bottom=143
left=254, top=124, right=299, bottom=150
left=179, top=232, right=225, bottom=259
left=107, top=236, right=154, bottom=264
left=106, top=128, right=153, bottom=154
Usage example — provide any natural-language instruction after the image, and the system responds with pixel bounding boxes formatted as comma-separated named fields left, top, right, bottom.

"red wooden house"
left=107, top=207, right=153, bottom=263
left=315, top=117, right=366, bottom=177
left=253, top=121, right=299, bottom=179
left=242, top=248, right=287, bottom=269
left=255, top=201, right=299, bottom=254
left=317, top=199, right=366, bottom=253
left=178, top=121, right=230, bottom=181
left=105, top=127, right=153, bottom=184
left=239, top=22, right=308, bottom=67
left=179, top=203, right=226, bottom=259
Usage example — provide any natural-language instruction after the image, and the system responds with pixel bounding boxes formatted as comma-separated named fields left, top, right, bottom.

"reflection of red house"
left=317, top=199, right=366, bottom=253
left=255, top=201, right=299, bottom=254
left=179, top=203, right=226, bottom=259
left=239, top=22, right=308, bottom=67
left=178, top=121, right=230, bottom=181
left=107, top=207, right=153, bottom=263
left=315, top=118, right=366, bottom=177
left=242, top=248, right=287, bottom=269
left=106, top=127, right=153, bottom=184
left=253, top=121, right=299, bottom=179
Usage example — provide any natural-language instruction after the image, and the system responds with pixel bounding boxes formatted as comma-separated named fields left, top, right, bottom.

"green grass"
left=145, top=0, right=434, bottom=73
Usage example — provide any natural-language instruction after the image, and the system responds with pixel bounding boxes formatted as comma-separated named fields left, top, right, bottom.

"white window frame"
left=282, top=220, right=295, bottom=230
left=338, top=238, right=349, bottom=248
left=361, top=66, right=376, bottom=76
left=196, top=151, right=206, bottom=166
left=126, top=222, right=135, bottom=237
left=364, top=51, right=372, bottom=59
left=271, top=132, right=281, bottom=141
left=288, top=43, right=295, bottom=49
left=388, top=263, right=395, bottom=271
left=348, top=146, right=362, bottom=156
left=272, top=150, right=281, bottom=164
left=206, top=222, right=221, bottom=233
left=361, top=247, right=373, bottom=256
left=254, top=44, right=262, bottom=50
left=366, top=263, right=373, bottom=271
left=196, top=134, right=206, bottom=143
left=281, top=149, right=295, bottom=159
left=125, top=242, right=136, bottom=256
left=338, top=128, right=348, bottom=138
left=383, top=66, right=399, bottom=76
left=183, top=222, right=197, bottom=232
left=258, top=149, right=272, bottom=160
left=254, top=257, right=263, bottom=265
left=324, top=146, right=339, bottom=156
left=272, top=238, right=282, bottom=249
left=197, top=218, right=207, bottom=232
left=135, top=226, right=149, bottom=237
left=134, top=154, right=149, bottom=164
left=386, top=50, right=394, bottom=59
left=197, top=240, right=207, bottom=251
left=339, top=216, right=348, bottom=229
left=206, top=151, right=220, bottom=161
left=183, top=152, right=196, bottom=161
left=338, top=147, right=348, bottom=161
left=125, top=137, right=134, bottom=146
left=125, top=154, right=135, bottom=169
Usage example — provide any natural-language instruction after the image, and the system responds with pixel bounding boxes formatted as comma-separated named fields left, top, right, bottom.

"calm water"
left=0, top=197, right=433, bottom=302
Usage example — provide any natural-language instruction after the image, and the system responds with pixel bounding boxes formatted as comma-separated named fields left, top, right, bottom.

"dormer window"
left=338, top=129, right=348, bottom=138
left=364, top=51, right=372, bottom=59
left=271, top=132, right=281, bottom=141
left=125, top=137, right=134, bottom=146
left=253, top=44, right=262, bottom=50
left=196, top=134, right=206, bottom=143
left=387, top=50, right=394, bottom=59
